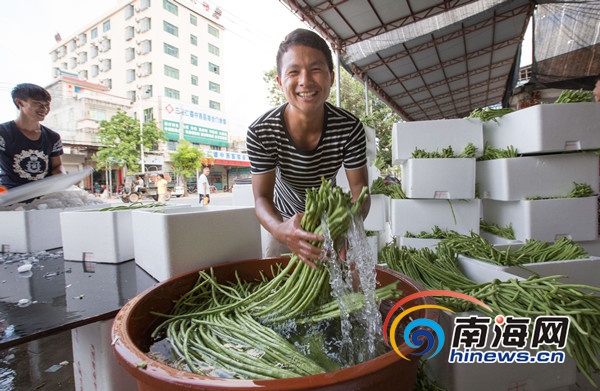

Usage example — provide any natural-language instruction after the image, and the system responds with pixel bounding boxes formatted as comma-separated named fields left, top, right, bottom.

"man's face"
left=276, top=45, right=334, bottom=117
left=593, top=80, right=600, bottom=103
left=16, top=98, right=51, bottom=122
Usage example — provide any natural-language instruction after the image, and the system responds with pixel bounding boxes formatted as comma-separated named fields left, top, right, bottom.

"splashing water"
left=320, top=212, right=384, bottom=367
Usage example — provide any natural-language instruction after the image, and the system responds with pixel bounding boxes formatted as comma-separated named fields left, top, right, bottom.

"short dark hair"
left=11, top=83, right=51, bottom=109
left=276, top=29, right=333, bottom=78
left=158, top=174, right=164, bottom=179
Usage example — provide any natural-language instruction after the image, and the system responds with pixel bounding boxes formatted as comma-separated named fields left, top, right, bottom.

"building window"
left=90, top=45, right=99, bottom=58
left=144, top=107, right=154, bottom=122
left=138, top=40, right=152, bottom=55
left=165, top=87, right=180, bottom=99
left=190, top=54, right=198, bottom=66
left=164, top=64, right=179, bottom=79
left=91, top=65, right=99, bottom=77
left=101, top=59, right=112, bottom=72
left=191, top=95, right=199, bottom=105
left=190, top=14, right=197, bottom=25
left=140, top=85, right=153, bottom=99
left=68, top=40, right=77, bottom=52
left=79, top=70, right=88, bottom=80
left=125, top=26, right=135, bottom=40
left=208, top=62, right=219, bottom=75
left=209, top=100, right=221, bottom=110
left=77, top=33, right=87, bottom=46
left=125, top=4, right=134, bottom=19
left=91, top=27, right=98, bottom=39
left=163, top=20, right=178, bottom=36
left=208, top=25, right=219, bottom=38
left=191, top=74, right=198, bottom=86
left=208, top=43, right=220, bottom=56
left=163, top=0, right=178, bottom=16
left=101, top=78, right=112, bottom=89
left=69, top=57, right=77, bottom=69
left=125, top=47, right=135, bottom=62
left=103, top=20, right=111, bottom=32
left=101, top=38, right=111, bottom=52
left=140, top=0, right=151, bottom=10
left=190, top=34, right=197, bottom=46
left=78, top=52, right=88, bottom=64
left=139, top=17, right=151, bottom=33
left=61, top=62, right=68, bottom=70
left=209, top=81, right=220, bottom=93
left=139, top=62, right=153, bottom=77
left=127, top=90, right=136, bottom=102
left=126, top=69, right=136, bottom=83
left=164, top=43, right=179, bottom=58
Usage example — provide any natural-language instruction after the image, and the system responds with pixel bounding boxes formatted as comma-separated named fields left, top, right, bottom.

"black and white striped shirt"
left=246, top=102, right=367, bottom=219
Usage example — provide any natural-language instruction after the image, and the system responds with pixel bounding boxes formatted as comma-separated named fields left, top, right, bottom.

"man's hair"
left=11, top=83, right=51, bottom=109
left=158, top=174, right=164, bottom=179
left=276, top=29, right=333, bottom=78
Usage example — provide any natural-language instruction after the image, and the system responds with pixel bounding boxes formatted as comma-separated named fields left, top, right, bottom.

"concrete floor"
left=0, top=330, right=74, bottom=391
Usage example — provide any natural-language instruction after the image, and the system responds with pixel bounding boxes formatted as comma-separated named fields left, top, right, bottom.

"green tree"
left=169, top=139, right=213, bottom=196
left=263, top=67, right=401, bottom=170
left=93, top=109, right=165, bottom=172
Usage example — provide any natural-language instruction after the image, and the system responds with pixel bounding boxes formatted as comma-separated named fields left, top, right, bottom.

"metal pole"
left=335, top=49, right=341, bottom=107
left=138, top=90, right=145, bottom=173
left=364, top=77, right=369, bottom=117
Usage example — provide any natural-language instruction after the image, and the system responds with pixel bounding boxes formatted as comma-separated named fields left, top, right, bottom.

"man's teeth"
left=298, top=92, right=317, bottom=98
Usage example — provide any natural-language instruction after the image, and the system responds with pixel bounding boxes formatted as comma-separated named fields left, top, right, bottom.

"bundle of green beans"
left=466, top=107, right=514, bottom=123
left=525, top=182, right=595, bottom=200
left=403, top=226, right=461, bottom=240
left=370, top=177, right=406, bottom=199
left=380, top=242, right=600, bottom=385
left=440, top=232, right=588, bottom=266
left=478, top=144, right=520, bottom=161
left=554, top=89, right=593, bottom=103
left=149, top=179, right=403, bottom=379
left=94, top=201, right=167, bottom=211
left=411, top=143, right=477, bottom=159
left=480, top=220, right=516, bottom=240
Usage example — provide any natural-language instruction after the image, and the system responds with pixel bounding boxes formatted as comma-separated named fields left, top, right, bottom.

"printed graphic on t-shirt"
left=13, top=149, right=48, bottom=180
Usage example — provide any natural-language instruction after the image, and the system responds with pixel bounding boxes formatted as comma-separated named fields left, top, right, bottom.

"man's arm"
left=50, top=156, right=65, bottom=176
left=345, top=165, right=370, bottom=219
left=252, top=171, right=323, bottom=267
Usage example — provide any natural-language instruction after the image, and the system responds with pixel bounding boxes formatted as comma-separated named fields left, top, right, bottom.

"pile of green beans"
left=478, top=144, right=520, bottom=161
left=411, top=143, right=477, bottom=159
left=370, top=177, right=406, bottom=199
left=94, top=201, right=167, bottom=211
left=525, top=182, right=595, bottom=200
left=149, top=179, right=402, bottom=379
left=480, top=220, right=516, bottom=240
left=466, top=107, right=514, bottom=123
left=380, top=242, right=600, bottom=385
left=554, top=89, right=593, bottom=103
left=403, top=226, right=461, bottom=240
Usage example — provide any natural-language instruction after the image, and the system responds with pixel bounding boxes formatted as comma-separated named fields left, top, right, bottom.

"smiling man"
left=246, top=28, right=370, bottom=267
left=0, top=83, right=64, bottom=189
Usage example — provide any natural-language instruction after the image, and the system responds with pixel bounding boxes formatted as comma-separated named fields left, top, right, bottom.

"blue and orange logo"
left=383, top=290, right=492, bottom=360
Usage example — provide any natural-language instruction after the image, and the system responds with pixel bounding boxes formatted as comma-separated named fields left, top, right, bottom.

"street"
left=104, top=190, right=234, bottom=207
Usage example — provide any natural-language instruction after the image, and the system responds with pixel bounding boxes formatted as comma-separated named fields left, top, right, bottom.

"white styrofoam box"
left=401, top=158, right=475, bottom=199
left=483, top=103, right=600, bottom=154
left=482, top=197, right=598, bottom=243
left=60, top=205, right=191, bottom=264
left=476, top=153, right=599, bottom=201
left=131, top=206, right=262, bottom=281
left=364, top=194, right=389, bottom=231
left=231, top=183, right=254, bottom=207
left=479, top=231, right=522, bottom=246
left=428, top=311, right=576, bottom=391
left=389, top=199, right=480, bottom=237
left=72, top=320, right=137, bottom=391
left=457, top=255, right=524, bottom=283
left=392, top=118, right=484, bottom=163
left=397, top=237, right=441, bottom=249
left=0, top=204, right=105, bottom=253
left=336, top=164, right=380, bottom=193
left=579, top=239, right=600, bottom=257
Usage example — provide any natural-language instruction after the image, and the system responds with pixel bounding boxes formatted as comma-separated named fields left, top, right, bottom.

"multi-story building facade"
left=48, top=0, right=247, bottom=190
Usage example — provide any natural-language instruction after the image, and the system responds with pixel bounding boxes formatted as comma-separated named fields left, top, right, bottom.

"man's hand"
left=275, top=213, right=324, bottom=269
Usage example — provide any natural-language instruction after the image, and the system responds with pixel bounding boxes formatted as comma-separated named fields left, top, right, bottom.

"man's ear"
left=14, top=98, right=24, bottom=109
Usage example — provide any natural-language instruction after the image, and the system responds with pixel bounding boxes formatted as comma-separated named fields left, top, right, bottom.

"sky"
left=0, top=0, right=306, bottom=136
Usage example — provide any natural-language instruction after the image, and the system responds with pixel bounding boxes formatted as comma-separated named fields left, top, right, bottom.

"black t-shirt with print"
left=0, top=120, right=63, bottom=189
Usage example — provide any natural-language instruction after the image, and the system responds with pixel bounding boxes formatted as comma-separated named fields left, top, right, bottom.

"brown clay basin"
left=111, top=257, right=438, bottom=391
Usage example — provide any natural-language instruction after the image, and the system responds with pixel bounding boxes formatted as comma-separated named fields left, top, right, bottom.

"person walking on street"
left=246, top=28, right=370, bottom=267
left=198, top=166, right=211, bottom=205
left=156, top=173, right=168, bottom=203
left=0, top=83, right=64, bottom=189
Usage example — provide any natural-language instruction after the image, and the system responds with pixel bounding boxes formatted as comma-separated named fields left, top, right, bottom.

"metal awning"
left=279, top=0, right=535, bottom=121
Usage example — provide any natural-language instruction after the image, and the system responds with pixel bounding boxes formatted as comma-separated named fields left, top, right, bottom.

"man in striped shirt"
left=246, top=28, right=370, bottom=267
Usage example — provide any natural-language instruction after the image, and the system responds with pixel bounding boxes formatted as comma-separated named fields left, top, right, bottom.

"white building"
left=48, top=0, right=243, bottom=189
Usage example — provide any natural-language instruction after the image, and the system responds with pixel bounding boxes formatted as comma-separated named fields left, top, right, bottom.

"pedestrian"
left=94, top=182, right=101, bottom=196
left=246, top=28, right=370, bottom=267
left=198, top=166, right=211, bottom=205
left=156, top=173, right=168, bottom=203
left=134, top=175, right=144, bottom=192
left=0, top=83, right=64, bottom=189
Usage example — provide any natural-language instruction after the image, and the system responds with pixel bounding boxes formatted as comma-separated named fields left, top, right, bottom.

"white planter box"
left=482, top=197, right=598, bottom=243
left=60, top=204, right=191, bottom=264
left=132, top=206, right=262, bottom=281
left=364, top=194, right=389, bottom=231
left=392, top=118, right=483, bottom=163
left=457, top=255, right=524, bottom=283
left=389, top=199, right=480, bottom=237
left=483, top=103, right=600, bottom=154
left=428, top=311, right=577, bottom=391
left=479, top=231, right=522, bottom=246
left=397, top=237, right=441, bottom=249
left=0, top=205, right=104, bottom=253
left=401, top=158, right=475, bottom=199
left=231, top=183, right=254, bottom=207
left=477, top=153, right=599, bottom=201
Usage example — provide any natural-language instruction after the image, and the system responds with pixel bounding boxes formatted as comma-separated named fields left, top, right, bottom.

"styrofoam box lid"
left=392, top=118, right=484, bottom=162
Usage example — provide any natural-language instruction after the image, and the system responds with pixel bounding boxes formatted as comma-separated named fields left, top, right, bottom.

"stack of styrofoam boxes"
left=479, top=103, right=600, bottom=244
left=390, top=119, right=484, bottom=249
